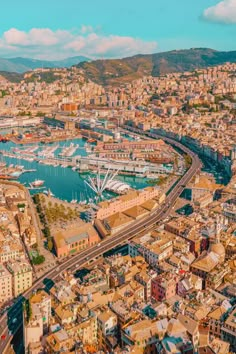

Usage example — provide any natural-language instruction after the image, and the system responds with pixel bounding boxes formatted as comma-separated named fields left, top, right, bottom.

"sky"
left=0, top=0, right=236, bottom=60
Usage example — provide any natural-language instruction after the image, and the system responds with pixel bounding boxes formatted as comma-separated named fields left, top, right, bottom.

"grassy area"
left=25, top=71, right=62, bottom=84
left=44, top=201, right=80, bottom=224
left=147, top=176, right=168, bottom=186
left=184, top=154, right=192, bottom=169
left=33, top=194, right=80, bottom=252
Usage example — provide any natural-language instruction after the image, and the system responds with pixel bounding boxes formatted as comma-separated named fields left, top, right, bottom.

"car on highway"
left=0, top=131, right=201, bottom=353
left=1, top=334, right=6, bottom=340
left=162, top=218, right=169, bottom=223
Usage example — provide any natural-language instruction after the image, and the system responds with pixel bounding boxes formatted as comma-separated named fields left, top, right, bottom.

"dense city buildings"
left=0, top=182, right=34, bottom=305
left=0, top=61, right=236, bottom=353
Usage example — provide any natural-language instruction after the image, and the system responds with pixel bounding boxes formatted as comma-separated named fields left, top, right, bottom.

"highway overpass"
left=0, top=130, right=202, bottom=353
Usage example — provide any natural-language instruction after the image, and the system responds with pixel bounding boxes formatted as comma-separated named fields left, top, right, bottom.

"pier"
left=0, top=149, right=176, bottom=177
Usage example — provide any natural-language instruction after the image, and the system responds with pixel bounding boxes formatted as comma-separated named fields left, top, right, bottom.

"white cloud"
left=3, top=28, right=62, bottom=46
left=0, top=27, right=158, bottom=60
left=4, top=28, right=28, bottom=45
left=80, top=25, right=94, bottom=34
left=203, top=0, right=236, bottom=24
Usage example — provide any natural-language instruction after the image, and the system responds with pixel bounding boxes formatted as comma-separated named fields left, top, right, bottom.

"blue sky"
left=0, top=0, right=236, bottom=59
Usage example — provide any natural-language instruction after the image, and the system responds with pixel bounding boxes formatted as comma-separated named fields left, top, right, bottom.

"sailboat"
left=43, top=188, right=54, bottom=197
left=70, top=199, right=77, bottom=204
left=71, top=191, right=77, bottom=204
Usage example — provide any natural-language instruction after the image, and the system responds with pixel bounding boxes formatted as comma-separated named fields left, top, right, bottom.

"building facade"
left=0, top=263, right=12, bottom=303
left=7, top=260, right=32, bottom=297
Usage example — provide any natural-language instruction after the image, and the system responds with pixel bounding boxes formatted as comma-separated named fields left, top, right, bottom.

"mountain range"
left=0, top=56, right=90, bottom=73
left=77, top=48, right=236, bottom=85
left=1, top=48, right=236, bottom=85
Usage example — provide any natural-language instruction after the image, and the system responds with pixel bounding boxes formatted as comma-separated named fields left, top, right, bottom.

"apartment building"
left=0, top=242, right=24, bottom=263
left=122, top=318, right=168, bottom=352
left=24, top=290, right=51, bottom=353
left=97, top=309, right=118, bottom=352
left=0, top=263, right=12, bottom=303
left=7, top=259, right=32, bottom=297
left=151, top=273, right=177, bottom=302
left=129, top=231, right=173, bottom=266
left=221, top=308, right=236, bottom=350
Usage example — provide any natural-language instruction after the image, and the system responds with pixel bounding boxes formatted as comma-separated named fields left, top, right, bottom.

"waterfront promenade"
left=0, top=130, right=201, bottom=353
left=9, top=132, right=82, bottom=145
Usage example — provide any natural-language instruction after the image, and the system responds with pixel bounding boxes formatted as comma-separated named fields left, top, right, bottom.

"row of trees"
left=184, top=154, right=192, bottom=169
left=33, top=194, right=53, bottom=251
left=44, top=200, right=79, bottom=224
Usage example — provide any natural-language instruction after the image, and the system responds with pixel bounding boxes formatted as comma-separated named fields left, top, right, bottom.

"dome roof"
left=209, top=243, right=225, bottom=256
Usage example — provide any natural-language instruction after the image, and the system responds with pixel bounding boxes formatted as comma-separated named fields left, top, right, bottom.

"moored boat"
left=31, top=179, right=44, bottom=187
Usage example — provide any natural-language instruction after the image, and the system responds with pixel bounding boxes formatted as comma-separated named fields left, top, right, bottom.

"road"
left=0, top=130, right=201, bottom=353
left=25, top=188, right=43, bottom=245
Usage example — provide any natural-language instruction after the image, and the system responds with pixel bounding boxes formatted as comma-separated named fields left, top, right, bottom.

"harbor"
left=0, top=137, right=176, bottom=176
left=0, top=134, right=228, bottom=205
left=0, top=137, right=150, bottom=203
left=0, top=161, right=37, bottom=179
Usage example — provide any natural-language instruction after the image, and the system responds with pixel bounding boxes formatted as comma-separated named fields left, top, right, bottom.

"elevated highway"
left=0, top=130, right=202, bottom=353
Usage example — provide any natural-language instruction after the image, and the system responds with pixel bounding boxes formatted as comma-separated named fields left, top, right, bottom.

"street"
left=0, top=130, right=201, bottom=353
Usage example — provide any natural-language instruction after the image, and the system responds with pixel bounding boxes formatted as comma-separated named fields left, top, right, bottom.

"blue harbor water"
left=0, top=138, right=148, bottom=203
left=0, top=133, right=229, bottom=203
left=201, top=156, right=230, bottom=185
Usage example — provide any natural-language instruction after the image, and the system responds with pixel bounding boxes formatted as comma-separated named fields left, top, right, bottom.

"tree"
left=44, top=226, right=51, bottom=238
left=41, top=195, right=45, bottom=204
left=47, top=238, right=53, bottom=251
left=32, top=254, right=45, bottom=265
left=184, top=154, right=192, bottom=169
left=24, top=300, right=32, bottom=323
left=33, top=194, right=40, bottom=204
left=36, top=111, right=45, bottom=117
left=17, top=203, right=25, bottom=209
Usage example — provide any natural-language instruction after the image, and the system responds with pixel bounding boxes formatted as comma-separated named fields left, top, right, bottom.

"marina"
left=0, top=138, right=149, bottom=203
left=59, top=143, right=79, bottom=157
left=0, top=135, right=228, bottom=204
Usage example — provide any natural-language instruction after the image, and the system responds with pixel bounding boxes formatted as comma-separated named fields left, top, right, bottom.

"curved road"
left=0, top=131, right=201, bottom=352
